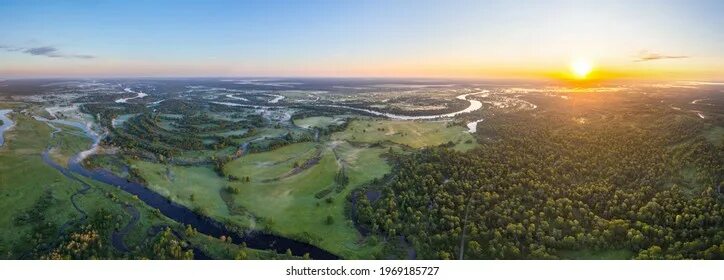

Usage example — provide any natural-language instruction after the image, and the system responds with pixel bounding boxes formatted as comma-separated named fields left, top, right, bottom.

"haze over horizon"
left=1, top=0, right=723, bottom=82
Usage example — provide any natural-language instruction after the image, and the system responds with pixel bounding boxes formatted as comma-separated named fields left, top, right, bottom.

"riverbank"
left=0, top=109, right=16, bottom=147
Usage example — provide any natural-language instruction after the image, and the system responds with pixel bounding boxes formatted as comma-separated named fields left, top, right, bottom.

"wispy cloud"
left=0, top=45, right=24, bottom=52
left=24, top=46, right=62, bottom=57
left=635, top=50, right=688, bottom=62
left=0, top=44, right=95, bottom=59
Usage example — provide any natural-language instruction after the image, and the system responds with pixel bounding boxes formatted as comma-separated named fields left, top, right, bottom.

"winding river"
left=268, top=94, right=285, bottom=103
left=115, top=88, right=148, bottom=103
left=225, top=94, right=249, bottom=102
left=466, top=119, right=484, bottom=133
left=214, top=91, right=488, bottom=132
left=0, top=109, right=15, bottom=147
left=320, top=92, right=485, bottom=120
left=35, top=117, right=337, bottom=259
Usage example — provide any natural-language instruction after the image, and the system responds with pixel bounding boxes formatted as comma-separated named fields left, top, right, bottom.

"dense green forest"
left=356, top=108, right=723, bottom=259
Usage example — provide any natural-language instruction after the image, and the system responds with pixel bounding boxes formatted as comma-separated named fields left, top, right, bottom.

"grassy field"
left=293, top=116, right=345, bottom=129
left=213, top=129, right=248, bottom=137
left=185, top=233, right=302, bottom=260
left=223, top=141, right=391, bottom=258
left=174, top=146, right=237, bottom=162
left=332, top=119, right=476, bottom=150
left=0, top=113, right=81, bottom=256
left=130, top=144, right=385, bottom=258
left=331, top=141, right=392, bottom=186
left=128, top=161, right=234, bottom=220
left=129, top=135, right=395, bottom=258
left=705, top=126, right=724, bottom=146
left=224, top=142, right=320, bottom=181
left=84, top=154, right=129, bottom=176
left=48, top=124, right=92, bottom=167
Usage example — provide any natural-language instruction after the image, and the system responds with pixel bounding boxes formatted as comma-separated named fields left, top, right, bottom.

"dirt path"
left=458, top=197, right=472, bottom=260
left=262, top=147, right=323, bottom=182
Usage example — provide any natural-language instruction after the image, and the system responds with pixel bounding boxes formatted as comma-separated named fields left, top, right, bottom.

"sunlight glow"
left=570, top=59, right=594, bottom=79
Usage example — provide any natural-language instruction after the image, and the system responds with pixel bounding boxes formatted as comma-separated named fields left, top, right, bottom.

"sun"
left=570, top=59, right=594, bottom=79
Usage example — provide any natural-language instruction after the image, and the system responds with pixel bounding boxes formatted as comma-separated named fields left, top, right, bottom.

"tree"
left=326, top=215, right=334, bottom=225
left=635, top=245, right=664, bottom=260
left=235, top=250, right=248, bottom=260
left=152, top=228, right=193, bottom=260
left=184, top=225, right=197, bottom=237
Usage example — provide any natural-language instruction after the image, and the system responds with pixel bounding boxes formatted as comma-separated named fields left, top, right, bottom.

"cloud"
left=635, top=50, right=688, bottom=62
left=0, top=45, right=24, bottom=52
left=70, top=54, right=95, bottom=59
left=0, top=44, right=95, bottom=59
left=24, top=46, right=61, bottom=57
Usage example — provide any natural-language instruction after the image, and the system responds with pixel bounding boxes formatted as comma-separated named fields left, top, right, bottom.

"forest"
left=355, top=107, right=723, bottom=259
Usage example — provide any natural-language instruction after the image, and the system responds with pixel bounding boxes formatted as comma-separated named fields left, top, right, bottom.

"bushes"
left=314, top=187, right=334, bottom=199
left=224, top=185, right=240, bottom=194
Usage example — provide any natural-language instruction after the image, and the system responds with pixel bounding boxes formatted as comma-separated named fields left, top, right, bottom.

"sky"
left=0, top=0, right=722, bottom=81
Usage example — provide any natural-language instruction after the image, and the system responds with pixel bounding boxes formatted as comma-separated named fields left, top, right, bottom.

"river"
left=320, top=91, right=485, bottom=120
left=0, top=109, right=15, bottom=147
left=115, top=88, right=148, bottom=103
left=225, top=94, right=249, bottom=102
left=268, top=94, right=285, bottom=103
left=466, top=119, right=484, bottom=133
left=214, top=90, right=487, bottom=124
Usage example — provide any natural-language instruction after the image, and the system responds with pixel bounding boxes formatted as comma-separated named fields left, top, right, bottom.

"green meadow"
left=293, top=116, right=346, bottom=129
left=332, top=119, right=476, bottom=150
left=224, top=142, right=320, bottom=181
left=221, top=141, right=391, bottom=258
left=48, top=124, right=92, bottom=167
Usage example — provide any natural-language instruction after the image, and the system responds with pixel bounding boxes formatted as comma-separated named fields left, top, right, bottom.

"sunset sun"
left=570, top=59, right=594, bottom=79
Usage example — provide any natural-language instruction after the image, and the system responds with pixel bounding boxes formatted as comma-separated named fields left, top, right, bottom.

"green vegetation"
left=130, top=140, right=392, bottom=258
left=184, top=229, right=302, bottom=260
left=84, top=154, right=128, bottom=176
left=0, top=109, right=294, bottom=259
left=705, top=126, right=724, bottom=146
left=110, top=112, right=253, bottom=158
left=332, top=119, right=476, bottom=150
left=221, top=142, right=391, bottom=258
left=224, top=142, right=320, bottom=181
left=48, top=124, right=92, bottom=167
left=0, top=114, right=173, bottom=259
left=129, top=161, right=233, bottom=221
left=355, top=108, right=723, bottom=259
left=294, top=116, right=345, bottom=129
left=0, top=114, right=79, bottom=257
left=558, top=249, right=634, bottom=260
